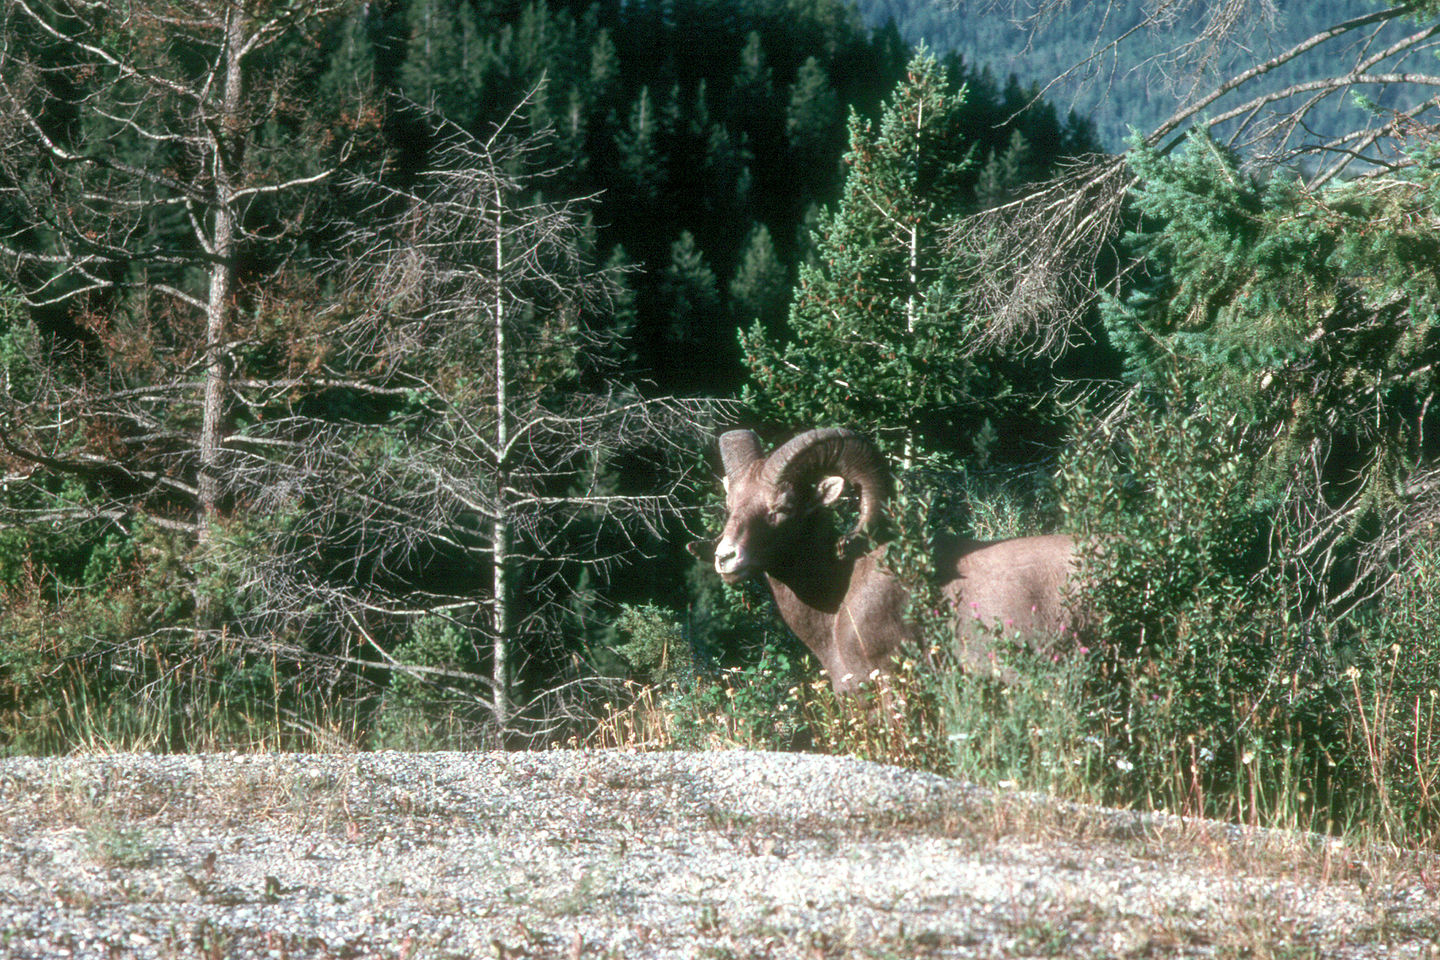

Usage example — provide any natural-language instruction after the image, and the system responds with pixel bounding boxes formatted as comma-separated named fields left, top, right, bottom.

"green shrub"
left=1055, top=401, right=1440, bottom=840
left=611, top=602, right=696, bottom=685
left=585, top=635, right=810, bottom=752
left=1059, top=405, right=1343, bottom=824
left=372, top=615, right=483, bottom=751
left=0, top=514, right=380, bottom=754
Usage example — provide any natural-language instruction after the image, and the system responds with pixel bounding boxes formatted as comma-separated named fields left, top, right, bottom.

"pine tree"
left=657, top=230, right=724, bottom=389
left=784, top=55, right=842, bottom=189
left=730, top=30, right=779, bottom=151
left=729, top=223, right=789, bottom=330
left=399, top=0, right=486, bottom=126
left=615, top=85, right=668, bottom=202
left=975, top=128, right=1030, bottom=210
left=1103, top=130, right=1440, bottom=609
left=588, top=26, right=622, bottom=104
left=319, top=5, right=380, bottom=107
left=602, top=244, right=640, bottom=367
left=742, top=50, right=982, bottom=463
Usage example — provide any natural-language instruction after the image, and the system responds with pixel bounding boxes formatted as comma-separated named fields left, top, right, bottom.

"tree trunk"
left=198, top=5, right=246, bottom=531
left=491, top=173, right=511, bottom=728
left=902, top=95, right=922, bottom=471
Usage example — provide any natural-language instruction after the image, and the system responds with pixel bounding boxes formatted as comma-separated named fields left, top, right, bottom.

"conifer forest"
left=3, top=0, right=1440, bottom=839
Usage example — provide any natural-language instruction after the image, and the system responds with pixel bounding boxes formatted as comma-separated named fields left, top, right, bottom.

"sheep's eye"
left=767, top=505, right=790, bottom=523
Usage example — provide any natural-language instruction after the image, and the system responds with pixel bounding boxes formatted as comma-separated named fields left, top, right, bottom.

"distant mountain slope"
left=854, top=0, right=1427, bottom=151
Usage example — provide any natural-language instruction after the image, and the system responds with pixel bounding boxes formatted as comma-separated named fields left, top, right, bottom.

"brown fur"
left=701, top=430, right=1081, bottom=692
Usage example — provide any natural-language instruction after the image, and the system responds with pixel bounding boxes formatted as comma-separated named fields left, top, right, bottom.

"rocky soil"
left=0, top=749, right=1435, bottom=958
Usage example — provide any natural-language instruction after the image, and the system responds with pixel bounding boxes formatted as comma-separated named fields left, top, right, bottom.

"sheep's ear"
left=687, top=539, right=715, bottom=561
left=816, top=475, right=845, bottom=506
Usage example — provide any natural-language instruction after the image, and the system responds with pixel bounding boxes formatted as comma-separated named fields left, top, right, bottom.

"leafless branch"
left=947, top=153, right=1133, bottom=354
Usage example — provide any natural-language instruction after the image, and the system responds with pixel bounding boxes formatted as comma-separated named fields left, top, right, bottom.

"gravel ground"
left=0, top=749, right=1435, bottom=959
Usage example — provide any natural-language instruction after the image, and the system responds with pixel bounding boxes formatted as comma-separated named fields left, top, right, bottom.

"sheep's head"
left=705, top=428, right=892, bottom=583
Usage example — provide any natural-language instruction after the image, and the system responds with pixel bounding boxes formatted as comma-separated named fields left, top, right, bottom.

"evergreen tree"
left=730, top=30, right=781, bottom=159
left=656, top=230, right=725, bottom=389
left=399, top=0, right=486, bottom=126
left=588, top=25, right=622, bottom=105
left=729, top=223, right=789, bottom=330
left=732, top=30, right=776, bottom=116
left=742, top=50, right=982, bottom=462
left=1107, top=132, right=1440, bottom=554
left=319, top=5, right=381, bottom=106
left=602, top=244, right=641, bottom=368
left=784, top=55, right=842, bottom=189
left=614, top=85, right=668, bottom=202
left=975, top=128, right=1030, bottom=210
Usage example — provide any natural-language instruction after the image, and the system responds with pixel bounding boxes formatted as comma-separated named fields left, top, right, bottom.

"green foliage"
left=1108, top=133, right=1440, bottom=603
left=319, top=3, right=380, bottom=107
left=785, top=56, right=843, bottom=182
left=0, top=568, right=342, bottom=755
left=728, top=222, right=790, bottom=330
left=84, top=817, right=157, bottom=869
left=974, top=128, right=1030, bottom=209
left=372, top=616, right=480, bottom=752
left=928, top=627, right=1096, bottom=797
left=615, top=85, right=670, bottom=202
left=0, top=285, right=39, bottom=402
left=742, top=49, right=984, bottom=460
left=611, top=602, right=695, bottom=685
left=662, top=640, right=809, bottom=751
left=1059, top=403, right=1333, bottom=820
left=587, top=634, right=809, bottom=752
left=656, top=230, right=726, bottom=386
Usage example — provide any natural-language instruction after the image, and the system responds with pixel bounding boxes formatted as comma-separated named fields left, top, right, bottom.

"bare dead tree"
left=0, top=0, right=362, bottom=535
left=949, top=153, right=1132, bottom=355
left=0, top=62, right=723, bottom=741
left=0, top=0, right=404, bottom=746
left=272, top=102, right=727, bottom=732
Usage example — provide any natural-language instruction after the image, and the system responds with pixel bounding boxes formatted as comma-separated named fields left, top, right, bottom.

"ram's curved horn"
left=763, top=428, right=893, bottom=542
left=719, top=430, right=764, bottom=477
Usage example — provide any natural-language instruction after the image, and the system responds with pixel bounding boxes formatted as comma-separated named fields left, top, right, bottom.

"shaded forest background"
left=3, top=0, right=1440, bottom=843
left=0, top=0, right=1102, bottom=749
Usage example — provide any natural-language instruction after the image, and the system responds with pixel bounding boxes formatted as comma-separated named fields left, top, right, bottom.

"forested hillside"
left=3, top=0, right=1440, bottom=853
left=0, top=0, right=1097, bottom=750
left=856, top=0, right=1431, bottom=149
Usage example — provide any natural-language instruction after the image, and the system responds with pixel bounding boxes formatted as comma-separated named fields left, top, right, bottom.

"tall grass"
left=0, top=569, right=491, bottom=755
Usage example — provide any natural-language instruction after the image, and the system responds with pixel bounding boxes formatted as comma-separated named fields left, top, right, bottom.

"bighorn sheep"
left=694, top=428, right=1080, bottom=692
